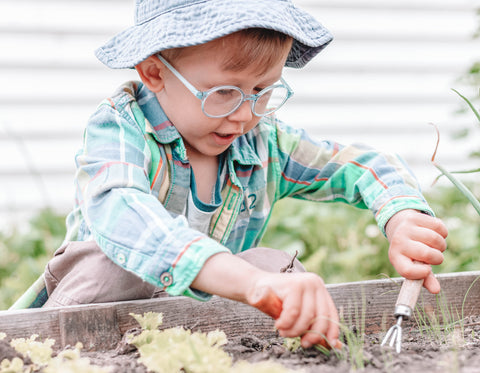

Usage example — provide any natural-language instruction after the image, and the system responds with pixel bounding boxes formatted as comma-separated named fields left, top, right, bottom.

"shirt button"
left=116, top=253, right=126, bottom=264
left=160, top=272, right=173, bottom=286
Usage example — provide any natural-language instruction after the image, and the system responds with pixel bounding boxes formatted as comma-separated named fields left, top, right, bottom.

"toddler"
left=15, top=0, right=448, bottom=350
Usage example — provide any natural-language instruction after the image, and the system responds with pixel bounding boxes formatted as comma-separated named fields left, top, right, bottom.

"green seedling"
left=9, top=334, right=55, bottom=367
left=310, top=296, right=368, bottom=371
left=414, top=291, right=464, bottom=348
left=283, top=316, right=367, bottom=370
left=128, top=312, right=294, bottom=373
left=413, top=274, right=480, bottom=353
left=0, top=336, right=110, bottom=373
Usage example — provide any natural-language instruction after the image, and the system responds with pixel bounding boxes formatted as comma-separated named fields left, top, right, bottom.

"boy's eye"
left=215, top=89, right=236, bottom=96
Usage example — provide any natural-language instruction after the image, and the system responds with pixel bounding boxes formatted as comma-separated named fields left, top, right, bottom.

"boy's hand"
left=385, top=209, right=448, bottom=294
left=191, top=251, right=339, bottom=350
left=246, top=272, right=340, bottom=349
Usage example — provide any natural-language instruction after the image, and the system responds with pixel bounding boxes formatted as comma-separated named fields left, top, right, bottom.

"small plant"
left=411, top=274, right=480, bottom=355
left=0, top=335, right=111, bottom=373
left=283, top=316, right=368, bottom=370
left=0, top=357, right=25, bottom=373
left=335, top=296, right=369, bottom=371
left=282, top=336, right=302, bottom=352
left=127, top=312, right=294, bottom=373
left=308, top=297, right=369, bottom=371
left=414, top=291, right=464, bottom=348
left=9, top=334, right=55, bottom=366
left=43, top=344, right=112, bottom=373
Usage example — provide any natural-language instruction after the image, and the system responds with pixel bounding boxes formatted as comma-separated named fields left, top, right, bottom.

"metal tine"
left=381, top=326, right=395, bottom=346
left=382, top=276, right=425, bottom=354
left=388, top=328, right=398, bottom=348
left=381, top=316, right=403, bottom=353
left=396, top=325, right=402, bottom=353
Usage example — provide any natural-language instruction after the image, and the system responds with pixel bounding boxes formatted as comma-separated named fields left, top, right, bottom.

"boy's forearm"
left=190, top=252, right=262, bottom=303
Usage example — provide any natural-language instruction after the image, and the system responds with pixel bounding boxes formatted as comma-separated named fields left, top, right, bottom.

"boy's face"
left=154, top=35, right=291, bottom=160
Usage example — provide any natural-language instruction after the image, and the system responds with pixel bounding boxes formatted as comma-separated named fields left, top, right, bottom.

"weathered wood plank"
left=0, top=271, right=479, bottom=351
left=329, top=271, right=480, bottom=333
left=59, top=305, right=121, bottom=351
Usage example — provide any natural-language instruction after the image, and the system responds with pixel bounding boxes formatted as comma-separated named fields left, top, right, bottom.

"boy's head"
left=134, top=29, right=294, bottom=158
left=94, top=0, right=333, bottom=159
left=95, top=0, right=333, bottom=70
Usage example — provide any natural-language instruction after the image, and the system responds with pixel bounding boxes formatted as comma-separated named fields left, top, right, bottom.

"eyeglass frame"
left=156, top=54, right=294, bottom=118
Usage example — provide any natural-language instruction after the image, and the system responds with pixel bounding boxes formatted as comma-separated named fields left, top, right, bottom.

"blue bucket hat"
left=95, top=0, right=333, bottom=69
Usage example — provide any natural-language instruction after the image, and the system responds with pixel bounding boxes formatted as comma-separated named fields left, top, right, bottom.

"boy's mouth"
left=212, top=132, right=236, bottom=145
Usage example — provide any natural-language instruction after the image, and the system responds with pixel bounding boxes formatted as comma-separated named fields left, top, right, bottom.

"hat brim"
left=95, top=0, right=333, bottom=69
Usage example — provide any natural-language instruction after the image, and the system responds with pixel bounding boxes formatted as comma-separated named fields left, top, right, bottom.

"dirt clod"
left=0, top=339, right=31, bottom=364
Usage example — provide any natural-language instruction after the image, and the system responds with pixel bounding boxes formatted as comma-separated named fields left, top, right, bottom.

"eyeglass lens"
left=202, top=86, right=290, bottom=117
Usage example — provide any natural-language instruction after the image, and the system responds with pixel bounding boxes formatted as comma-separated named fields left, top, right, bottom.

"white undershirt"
left=184, top=159, right=226, bottom=234
left=185, top=190, right=216, bottom=235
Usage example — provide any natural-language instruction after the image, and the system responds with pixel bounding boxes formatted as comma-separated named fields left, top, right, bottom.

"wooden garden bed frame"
left=1, top=271, right=479, bottom=351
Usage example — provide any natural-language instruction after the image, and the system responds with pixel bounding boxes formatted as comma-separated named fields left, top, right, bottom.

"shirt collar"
left=136, top=82, right=181, bottom=144
left=228, top=135, right=262, bottom=167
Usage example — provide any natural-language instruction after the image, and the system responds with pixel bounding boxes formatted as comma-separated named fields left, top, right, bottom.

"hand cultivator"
left=381, top=277, right=424, bottom=353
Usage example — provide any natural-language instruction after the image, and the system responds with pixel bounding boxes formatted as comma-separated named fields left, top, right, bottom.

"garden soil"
left=86, top=321, right=480, bottom=373
left=3, top=316, right=480, bottom=373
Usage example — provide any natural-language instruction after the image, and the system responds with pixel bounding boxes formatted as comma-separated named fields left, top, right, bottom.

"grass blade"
left=432, top=162, right=480, bottom=215
left=452, top=88, right=480, bottom=123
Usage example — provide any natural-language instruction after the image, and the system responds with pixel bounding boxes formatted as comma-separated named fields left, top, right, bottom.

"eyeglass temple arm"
left=156, top=54, right=205, bottom=99
left=280, top=77, right=294, bottom=97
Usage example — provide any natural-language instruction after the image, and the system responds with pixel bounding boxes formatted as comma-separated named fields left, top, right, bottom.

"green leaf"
left=432, top=162, right=480, bottom=216
left=452, top=88, right=480, bottom=123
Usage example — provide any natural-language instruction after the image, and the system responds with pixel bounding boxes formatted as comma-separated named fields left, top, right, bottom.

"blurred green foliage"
left=0, top=209, right=65, bottom=310
left=261, top=198, right=391, bottom=284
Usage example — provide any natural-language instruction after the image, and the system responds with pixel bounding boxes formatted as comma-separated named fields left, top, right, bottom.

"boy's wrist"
left=190, top=252, right=265, bottom=304
left=385, top=209, right=418, bottom=241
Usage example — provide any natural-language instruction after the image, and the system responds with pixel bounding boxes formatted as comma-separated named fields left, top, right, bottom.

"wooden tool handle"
left=396, top=278, right=424, bottom=310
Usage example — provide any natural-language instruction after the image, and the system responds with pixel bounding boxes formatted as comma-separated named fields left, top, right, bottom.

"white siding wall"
left=0, top=0, right=479, bottom=228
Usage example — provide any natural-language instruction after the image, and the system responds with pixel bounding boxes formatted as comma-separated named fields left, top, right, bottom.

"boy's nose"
left=227, top=100, right=253, bottom=123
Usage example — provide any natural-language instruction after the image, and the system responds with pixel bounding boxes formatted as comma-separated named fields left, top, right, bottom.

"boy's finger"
left=423, top=216, right=448, bottom=238
left=300, top=289, right=336, bottom=348
left=423, top=272, right=441, bottom=294
left=392, top=254, right=430, bottom=280
left=290, top=289, right=317, bottom=337
left=274, top=289, right=303, bottom=332
left=325, top=292, right=340, bottom=346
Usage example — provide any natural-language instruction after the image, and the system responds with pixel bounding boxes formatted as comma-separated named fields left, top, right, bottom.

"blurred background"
left=0, top=0, right=479, bottom=308
left=0, top=0, right=478, bottom=227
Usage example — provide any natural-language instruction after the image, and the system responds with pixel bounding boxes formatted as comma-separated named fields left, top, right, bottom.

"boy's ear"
left=135, top=55, right=165, bottom=92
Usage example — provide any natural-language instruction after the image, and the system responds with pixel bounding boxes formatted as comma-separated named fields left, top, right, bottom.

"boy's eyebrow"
left=219, top=70, right=284, bottom=88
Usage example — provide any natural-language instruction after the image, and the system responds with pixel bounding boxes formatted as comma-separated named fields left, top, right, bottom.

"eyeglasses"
left=157, top=54, right=294, bottom=118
